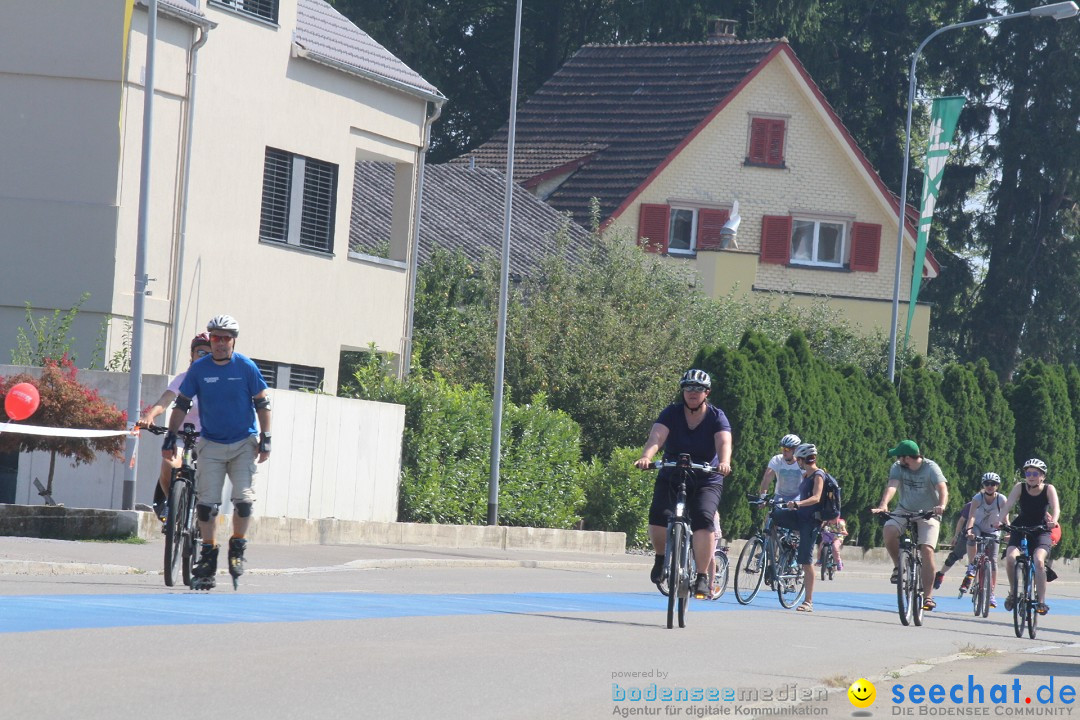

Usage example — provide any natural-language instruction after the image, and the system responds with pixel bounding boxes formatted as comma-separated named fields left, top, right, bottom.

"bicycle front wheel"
left=776, top=547, right=806, bottom=609
left=734, top=536, right=766, bottom=605
left=1012, top=560, right=1027, bottom=638
left=1026, top=566, right=1037, bottom=639
left=896, top=549, right=912, bottom=626
left=912, top=556, right=925, bottom=626
left=666, top=524, right=682, bottom=629
left=164, top=477, right=188, bottom=587
left=978, top=563, right=992, bottom=618
left=820, top=545, right=833, bottom=581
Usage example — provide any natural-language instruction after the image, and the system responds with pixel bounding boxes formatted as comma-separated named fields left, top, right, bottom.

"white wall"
left=2, top=365, right=404, bottom=522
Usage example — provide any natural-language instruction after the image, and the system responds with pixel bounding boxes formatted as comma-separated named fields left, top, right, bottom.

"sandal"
left=890, top=568, right=899, bottom=584
left=1036, top=603, right=1049, bottom=615
left=796, top=601, right=813, bottom=612
left=922, top=598, right=937, bottom=611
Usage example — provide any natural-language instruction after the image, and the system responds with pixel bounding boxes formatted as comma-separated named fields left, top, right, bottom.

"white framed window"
left=259, top=147, right=338, bottom=254
left=252, top=359, right=324, bottom=392
left=790, top=218, right=846, bottom=268
left=667, top=207, right=698, bottom=254
left=211, top=0, right=279, bottom=24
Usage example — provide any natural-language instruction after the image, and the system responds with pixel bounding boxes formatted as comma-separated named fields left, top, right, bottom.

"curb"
left=0, top=560, right=143, bottom=575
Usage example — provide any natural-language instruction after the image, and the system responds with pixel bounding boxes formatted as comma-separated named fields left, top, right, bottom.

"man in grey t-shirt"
left=872, top=439, right=949, bottom=610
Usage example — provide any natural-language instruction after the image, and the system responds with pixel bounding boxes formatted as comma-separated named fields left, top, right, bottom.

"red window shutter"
left=766, top=119, right=786, bottom=165
left=637, top=204, right=670, bottom=254
left=850, top=222, right=882, bottom=272
left=696, top=209, right=730, bottom=251
left=748, top=119, right=768, bottom=163
left=760, top=215, right=792, bottom=264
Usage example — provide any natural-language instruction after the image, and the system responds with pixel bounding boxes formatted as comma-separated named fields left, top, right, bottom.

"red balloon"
left=4, top=382, right=40, bottom=421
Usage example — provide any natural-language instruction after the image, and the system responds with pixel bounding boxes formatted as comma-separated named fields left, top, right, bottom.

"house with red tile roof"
left=459, top=23, right=937, bottom=352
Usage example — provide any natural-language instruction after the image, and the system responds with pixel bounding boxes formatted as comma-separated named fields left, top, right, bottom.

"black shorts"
left=648, top=472, right=723, bottom=532
left=1007, top=530, right=1051, bottom=554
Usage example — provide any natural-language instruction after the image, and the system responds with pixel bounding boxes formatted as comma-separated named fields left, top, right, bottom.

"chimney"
left=707, top=18, right=737, bottom=42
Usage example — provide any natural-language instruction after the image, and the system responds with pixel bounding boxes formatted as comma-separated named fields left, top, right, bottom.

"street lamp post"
left=885, top=1, right=1079, bottom=383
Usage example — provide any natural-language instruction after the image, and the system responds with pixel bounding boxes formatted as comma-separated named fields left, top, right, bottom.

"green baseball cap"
left=887, top=439, right=921, bottom=457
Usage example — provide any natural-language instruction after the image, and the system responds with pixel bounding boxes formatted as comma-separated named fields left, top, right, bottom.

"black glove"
left=162, top=432, right=178, bottom=453
left=259, top=432, right=272, bottom=453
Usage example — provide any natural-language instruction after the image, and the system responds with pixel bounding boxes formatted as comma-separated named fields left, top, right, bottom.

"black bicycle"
left=646, top=455, right=716, bottom=629
left=878, top=510, right=935, bottom=627
left=145, top=423, right=201, bottom=588
left=1001, top=524, right=1049, bottom=639
left=734, top=494, right=801, bottom=605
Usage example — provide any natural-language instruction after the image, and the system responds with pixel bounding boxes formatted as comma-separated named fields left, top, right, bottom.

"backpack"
left=816, top=471, right=842, bottom=521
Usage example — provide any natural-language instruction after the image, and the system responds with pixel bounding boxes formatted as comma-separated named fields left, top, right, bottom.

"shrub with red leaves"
left=0, top=356, right=127, bottom=500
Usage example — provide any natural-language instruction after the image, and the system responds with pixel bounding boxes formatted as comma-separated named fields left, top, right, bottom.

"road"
left=0, top=539, right=1077, bottom=720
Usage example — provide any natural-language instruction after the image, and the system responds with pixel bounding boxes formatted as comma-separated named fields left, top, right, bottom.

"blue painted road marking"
left=0, top=592, right=1075, bottom=634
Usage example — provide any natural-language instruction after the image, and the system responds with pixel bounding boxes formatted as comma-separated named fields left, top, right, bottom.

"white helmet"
left=793, top=443, right=817, bottom=460
left=980, top=472, right=1001, bottom=486
left=780, top=434, right=801, bottom=449
left=679, top=369, right=711, bottom=390
left=206, top=314, right=240, bottom=338
left=1022, top=458, right=1047, bottom=474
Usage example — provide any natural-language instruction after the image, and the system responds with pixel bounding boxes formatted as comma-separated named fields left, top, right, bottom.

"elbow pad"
left=254, top=396, right=270, bottom=411
left=173, top=395, right=193, bottom=412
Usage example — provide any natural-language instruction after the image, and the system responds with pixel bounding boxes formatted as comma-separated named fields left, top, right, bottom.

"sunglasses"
left=1024, top=471, right=1043, bottom=477
left=682, top=385, right=708, bottom=393
left=210, top=334, right=234, bottom=343
left=194, top=348, right=210, bottom=357
left=981, top=482, right=999, bottom=487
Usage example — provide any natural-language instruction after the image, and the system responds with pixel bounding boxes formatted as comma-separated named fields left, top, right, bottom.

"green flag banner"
left=904, top=96, right=965, bottom=350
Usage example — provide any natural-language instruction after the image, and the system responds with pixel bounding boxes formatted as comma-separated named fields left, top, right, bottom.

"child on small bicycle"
left=817, top=517, right=848, bottom=571
left=963, top=472, right=1005, bottom=608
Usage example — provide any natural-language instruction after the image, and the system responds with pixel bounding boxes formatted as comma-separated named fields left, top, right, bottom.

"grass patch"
left=957, top=644, right=999, bottom=657
left=822, top=675, right=850, bottom=688
left=86, top=534, right=147, bottom=544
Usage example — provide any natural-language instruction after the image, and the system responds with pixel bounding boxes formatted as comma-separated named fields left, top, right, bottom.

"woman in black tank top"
left=998, top=459, right=1060, bottom=615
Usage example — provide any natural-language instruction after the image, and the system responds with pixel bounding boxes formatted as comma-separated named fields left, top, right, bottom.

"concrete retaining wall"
left=0, top=504, right=628, bottom=554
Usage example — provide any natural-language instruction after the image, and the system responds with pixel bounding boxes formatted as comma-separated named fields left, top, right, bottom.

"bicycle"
left=1000, top=524, right=1049, bottom=639
left=818, top=532, right=839, bottom=581
left=878, top=510, right=935, bottom=627
left=144, top=423, right=201, bottom=588
left=734, top=495, right=802, bottom=606
left=773, top=523, right=807, bottom=608
left=961, top=531, right=1000, bottom=618
left=646, top=454, right=716, bottom=629
left=710, top=544, right=730, bottom=600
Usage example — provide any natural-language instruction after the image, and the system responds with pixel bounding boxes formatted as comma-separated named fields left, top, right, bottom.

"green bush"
left=343, top=356, right=587, bottom=528
left=580, top=447, right=654, bottom=548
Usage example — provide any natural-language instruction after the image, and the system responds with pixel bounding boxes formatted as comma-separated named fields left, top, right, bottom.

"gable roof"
left=459, top=38, right=938, bottom=277
left=457, top=39, right=781, bottom=226
left=293, top=0, right=443, bottom=102
left=350, top=163, right=592, bottom=278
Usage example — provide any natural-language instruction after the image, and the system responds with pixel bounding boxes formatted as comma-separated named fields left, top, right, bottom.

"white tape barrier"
left=0, top=422, right=131, bottom=438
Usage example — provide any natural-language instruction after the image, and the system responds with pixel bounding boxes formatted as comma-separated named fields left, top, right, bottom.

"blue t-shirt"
left=656, top=403, right=732, bottom=483
left=178, top=352, right=268, bottom=444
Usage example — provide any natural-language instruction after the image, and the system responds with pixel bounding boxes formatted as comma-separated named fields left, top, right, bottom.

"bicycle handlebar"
left=746, top=493, right=785, bottom=507
left=1000, top=523, right=1050, bottom=534
left=141, top=423, right=200, bottom=441
left=645, top=459, right=717, bottom=473
left=876, top=510, right=936, bottom=521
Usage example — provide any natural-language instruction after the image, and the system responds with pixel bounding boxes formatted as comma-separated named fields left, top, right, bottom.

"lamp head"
left=1029, top=1, right=1079, bottom=20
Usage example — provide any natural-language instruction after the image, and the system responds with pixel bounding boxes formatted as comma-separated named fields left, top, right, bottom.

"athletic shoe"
left=692, top=573, right=710, bottom=598
left=989, top=595, right=997, bottom=608
left=933, top=571, right=945, bottom=590
left=960, top=573, right=974, bottom=592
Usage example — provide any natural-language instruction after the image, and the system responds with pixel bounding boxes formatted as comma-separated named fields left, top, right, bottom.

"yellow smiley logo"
left=848, top=678, right=876, bottom=708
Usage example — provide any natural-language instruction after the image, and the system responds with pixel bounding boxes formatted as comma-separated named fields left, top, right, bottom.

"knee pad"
left=196, top=503, right=219, bottom=522
left=233, top=501, right=253, bottom=518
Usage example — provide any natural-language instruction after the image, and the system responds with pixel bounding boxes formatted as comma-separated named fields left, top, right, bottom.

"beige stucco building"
left=1, top=0, right=444, bottom=392
left=462, top=30, right=936, bottom=353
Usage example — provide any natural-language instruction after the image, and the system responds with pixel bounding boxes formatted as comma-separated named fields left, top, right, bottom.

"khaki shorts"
left=195, top=436, right=258, bottom=506
left=886, top=514, right=941, bottom=548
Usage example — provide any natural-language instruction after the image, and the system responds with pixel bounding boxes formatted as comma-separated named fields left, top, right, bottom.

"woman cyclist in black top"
left=998, top=458, right=1060, bottom=615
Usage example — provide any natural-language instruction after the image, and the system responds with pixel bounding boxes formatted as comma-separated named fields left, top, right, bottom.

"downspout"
left=169, top=22, right=211, bottom=373
left=400, top=99, right=443, bottom=378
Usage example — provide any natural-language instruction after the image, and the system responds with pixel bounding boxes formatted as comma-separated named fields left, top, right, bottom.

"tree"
left=0, top=357, right=127, bottom=503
